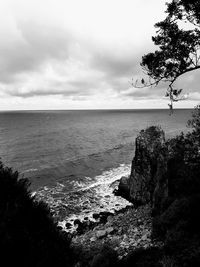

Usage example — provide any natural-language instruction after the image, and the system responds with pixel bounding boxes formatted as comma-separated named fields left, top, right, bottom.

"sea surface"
left=0, top=109, right=193, bottom=229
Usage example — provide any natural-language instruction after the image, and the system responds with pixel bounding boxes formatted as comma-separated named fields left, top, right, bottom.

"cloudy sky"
left=0, top=0, right=200, bottom=110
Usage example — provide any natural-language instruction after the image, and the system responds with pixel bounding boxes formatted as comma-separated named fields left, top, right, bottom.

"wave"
left=25, top=141, right=135, bottom=191
left=22, top=168, right=38, bottom=173
left=80, top=163, right=131, bottom=191
left=36, top=163, right=132, bottom=231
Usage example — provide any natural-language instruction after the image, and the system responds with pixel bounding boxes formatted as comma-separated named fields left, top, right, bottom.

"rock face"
left=118, top=126, right=168, bottom=211
left=117, top=176, right=130, bottom=200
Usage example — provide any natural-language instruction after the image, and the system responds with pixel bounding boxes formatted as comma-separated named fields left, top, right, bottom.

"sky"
left=0, top=0, right=200, bottom=110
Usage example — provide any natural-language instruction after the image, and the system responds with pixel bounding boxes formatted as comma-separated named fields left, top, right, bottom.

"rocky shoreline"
left=71, top=204, right=163, bottom=264
left=35, top=165, right=132, bottom=233
left=69, top=126, right=167, bottom=265
left=35, top=125, right=175, bottom=265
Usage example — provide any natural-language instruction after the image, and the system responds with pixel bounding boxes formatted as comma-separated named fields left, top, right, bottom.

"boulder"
left=96, top=230, right=107, bottom=239
left=99, top=211, right=113, bottom=223
left=65, top=222, right=72, bottom=229
left=106, top=227, right=115, bottom=235
left=74, top=219, right=81, bottom=226
left=90, top=237, right=97, bottom=242
left=116, top=176, right=130, bottom=200
left=93, top=213, right=100, bottom=220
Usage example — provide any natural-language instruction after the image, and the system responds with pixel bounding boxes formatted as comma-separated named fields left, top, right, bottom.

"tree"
left=136, top=0, right=200, bottom=110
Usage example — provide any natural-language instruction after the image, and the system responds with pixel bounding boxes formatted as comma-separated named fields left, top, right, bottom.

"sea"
left=0, top=109, right=193, bottom=230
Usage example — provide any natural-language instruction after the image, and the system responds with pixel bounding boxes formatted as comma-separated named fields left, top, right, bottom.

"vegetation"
left=151, top=106, right=200, bottom=266
left=90, top=245, right=118, bottom=267
left=120, top=247, right=164, bottom=267
left=0, top=161, right=74, bottom=267
left=117, top=105, right=200, bottom=267
left=136, top=0, right=200, bottom=109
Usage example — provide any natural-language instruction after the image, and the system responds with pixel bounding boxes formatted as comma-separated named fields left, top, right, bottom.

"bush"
left=151, top=107, right=200, bottom=267
left=90, top=245, right=118, bottom=267
left=0, top=161, right=74, bottom=267
left=119, top=107, right=200, bottom=267
left=119, top=247, right=163, bottom=267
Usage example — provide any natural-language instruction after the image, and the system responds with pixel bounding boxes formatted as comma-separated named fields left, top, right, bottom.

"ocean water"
left=0, top=109, right=193, bottom=228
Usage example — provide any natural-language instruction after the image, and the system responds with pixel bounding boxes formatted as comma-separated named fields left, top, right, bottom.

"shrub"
left=90, top=245, right=118, bottom=267
left=152, top=112, right=200, bottom=267
left=0, top=161, right=74, bottom=267
left=119, top=247, right=163, bottom=267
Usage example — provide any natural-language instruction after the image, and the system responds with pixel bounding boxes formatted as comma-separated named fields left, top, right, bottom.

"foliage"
left=187, top=104, right=200, bottom=133
left=144, top=125, right=165, bottom=140
left=153, top=195, right=200, bottom=267
left=166, top=0, right=200, bottom=26
left=119, top=247, right=163, bottom=267
left=0, top=161, right=75, bottom=267
left=90, top=245, right=118, bottom=267
left=138, top=0, right=200, bottom=108
left=151, top=109, right=200, bottom=266
left=119, top=106, right=200, bottom=267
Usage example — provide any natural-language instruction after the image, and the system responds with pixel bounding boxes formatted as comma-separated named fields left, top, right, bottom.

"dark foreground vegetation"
left=151, top=106, right=200, bottom=266
left=0, top=161, right=75, bottom=267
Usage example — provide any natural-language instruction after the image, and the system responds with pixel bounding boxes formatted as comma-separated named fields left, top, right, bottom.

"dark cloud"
left=90, top=50, right=140, bottom=77
left=6, top=87, right=90, bottom=98
left=4, top=80, right=96, bottom=98
left=188, top=93, right=200, bottom=101
left=0, top=20, right=72, bottom=83
left=120, top=85, right=165, bottom=99
left=6, top=88, right=80, bottom=98
left=68, top=80, right=99, bottom=91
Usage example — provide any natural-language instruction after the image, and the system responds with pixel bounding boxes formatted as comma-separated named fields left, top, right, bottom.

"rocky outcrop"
left=72, top=205, right=158, bottom=262
left=118, top=126, right=168, bottom=211
left=116, top=176, right=130, bottom=201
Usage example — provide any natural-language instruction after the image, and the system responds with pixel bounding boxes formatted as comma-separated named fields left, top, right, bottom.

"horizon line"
left=0, top=108, right=194, bottom=112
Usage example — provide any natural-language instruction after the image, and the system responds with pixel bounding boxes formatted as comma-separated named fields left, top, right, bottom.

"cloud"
left=187, top=92, right=200, bottom=101
left=5, top=79, right=102, bottom=98
left=120, top=86, right=165, bottom=99
left=0, top=20, right=73, bottom=83
left=0, top=0, right=159, bottom=105
left=1, top=0, right=199, bottom=109
left=0, top=17, right=142, bottom=99
left=90, top=49, right=140, bottom=77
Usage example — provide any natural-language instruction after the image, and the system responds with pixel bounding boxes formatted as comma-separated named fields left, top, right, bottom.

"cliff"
left=118, top=126, right=168, bottom=213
